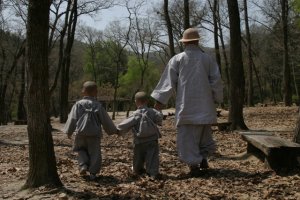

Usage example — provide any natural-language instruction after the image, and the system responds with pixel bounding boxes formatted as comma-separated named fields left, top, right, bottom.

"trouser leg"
left=133, top=143, right=146, bottom=174
left=78, top=150, right=90, bottom=168
left=177, top=124, right=216, bottom=166
left=145, top=140, right=159, bottom=177
left=86, top=137, right=101, bottom=174
left=177, top=125, right=203, bottom=165
left=198, top=125, right=216, bottom=159
left=73, top=135, right=89, bottom=168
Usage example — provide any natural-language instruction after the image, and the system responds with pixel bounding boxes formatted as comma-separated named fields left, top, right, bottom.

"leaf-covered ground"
left=0, top=106, right=300, bottom=200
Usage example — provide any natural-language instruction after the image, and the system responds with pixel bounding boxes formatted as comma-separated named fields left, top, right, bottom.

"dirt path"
left=0, top=106, right=299, bottom=199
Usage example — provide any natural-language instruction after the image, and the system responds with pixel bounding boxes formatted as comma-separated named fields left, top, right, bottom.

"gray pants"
left=133, top=140, right=159, bottom=177
left=177, top=125, right=216, bottom=165
left=73, top=135, right=101, bottom=174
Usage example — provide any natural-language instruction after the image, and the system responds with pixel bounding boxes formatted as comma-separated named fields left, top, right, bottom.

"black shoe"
left=189, top=165, right=202, bottom=177
left=134, top=168, right=146, bottom=175
left=89, top=173, right=97, bottom=181
left=200, top=159, right=209, bottom=169
left=148, top=173, right=161, bottom=180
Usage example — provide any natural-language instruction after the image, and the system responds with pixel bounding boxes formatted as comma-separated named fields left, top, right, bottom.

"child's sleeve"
left=63, top=104, right=79, bottom=136
left=98, top=106, right=118, bottom=135
left=154, top=109, right=164, bottom=126
left=117, top=115, right=137, bottom=134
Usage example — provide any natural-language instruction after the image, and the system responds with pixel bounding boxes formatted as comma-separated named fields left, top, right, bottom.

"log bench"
left=14, top=120, right=27, bottom=125
left=212, top=122, right=232, bottom=131
left=240, top=132, right=300, bottom=172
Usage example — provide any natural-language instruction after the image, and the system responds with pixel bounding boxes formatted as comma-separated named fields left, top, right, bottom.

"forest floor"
left=0, top=106, right=300, bottom=200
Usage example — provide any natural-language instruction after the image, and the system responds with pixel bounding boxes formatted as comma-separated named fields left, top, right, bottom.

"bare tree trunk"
left=112, top=61, right=119, bottom=120
left=0, top=41, right=25, bottom=124
left=244, top=0, right=254, bottom=106
left=294, top=109, right=300, bottom=144
left=281, top=0, right=292, bottom=106
left=212, top=0, right=221, bottom=73
left=252, top=61, right=263, bottom=102
left=217, top=6, right=230, bottom=100
left=49, top=0, right=71, bottom=96
left=164, top=0, right=175, bottom=57
left=0, top=48, right=6, bottom=124
left=184, top=0, right=190, bottom=30
left=292, top=62, right=299, bottom=103
left=227, top=0, right=248, bottom=130
left=24, top=0, right=62, bottom=188
left=60, top=0, right=78, bottom=123
left=17, top=52, right=27, bottom=120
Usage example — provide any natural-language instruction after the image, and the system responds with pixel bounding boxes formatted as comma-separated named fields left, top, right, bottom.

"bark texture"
left=227, top=0, right=248, bottom=130
left=24, top=0, right=62, bottom=188
left=281, top=0, right=292, bottom=106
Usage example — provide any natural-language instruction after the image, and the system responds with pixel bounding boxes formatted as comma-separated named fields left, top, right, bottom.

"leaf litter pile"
left=0, top=106, right=300, bottom=199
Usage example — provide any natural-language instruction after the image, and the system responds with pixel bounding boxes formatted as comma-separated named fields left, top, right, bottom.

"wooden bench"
left=212, top=122, right=232, bottom=131
left=14, top=120, right=27, bottom=125
left=240, top=132, right=300, bottom=172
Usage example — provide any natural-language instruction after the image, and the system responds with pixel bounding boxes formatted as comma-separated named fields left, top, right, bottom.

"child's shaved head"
left=135, top=91, right=148, bottom=103
left=82, top=81, right=97, bottom=96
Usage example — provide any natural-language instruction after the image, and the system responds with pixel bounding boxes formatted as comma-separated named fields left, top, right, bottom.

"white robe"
left=151, top=45, right=223, bottom=126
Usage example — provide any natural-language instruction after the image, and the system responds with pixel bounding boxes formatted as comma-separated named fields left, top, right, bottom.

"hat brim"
left=179, top=38, right=200, bottom=42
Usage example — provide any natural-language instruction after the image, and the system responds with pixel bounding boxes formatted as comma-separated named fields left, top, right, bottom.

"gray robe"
left=117, top=106, right=163, bottom=144
left=64, top=96, right=117, bottom=137
left=117, top=106, right=163, bottom=176
left=151, top=45, right=222, bottom=165
left=151, top=45, right=223, bottom=126
left=63, top=96, right=117, bottom=174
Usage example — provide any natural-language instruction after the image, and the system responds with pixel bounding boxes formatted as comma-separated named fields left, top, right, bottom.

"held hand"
left=117, top=130, right=125, bottom=137
left=154, top=102, right=163, bottom=111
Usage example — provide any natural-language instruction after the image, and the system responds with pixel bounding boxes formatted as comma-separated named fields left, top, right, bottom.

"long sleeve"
left=63, top=104, right=79, bottom=136
left=154, top=110, right=163, bottom=126
left=117, top=115, right=138, bottom=134
left=151, top=57, right=179, bottom=105
left=98, top=107, right=117, bottom=135
left=209, top=58, right=223, bottom=103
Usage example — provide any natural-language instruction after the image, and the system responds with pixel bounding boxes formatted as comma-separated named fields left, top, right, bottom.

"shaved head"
left=82, top=81, right=97, bottom=96
left=135, top=91, right=148, bottom=102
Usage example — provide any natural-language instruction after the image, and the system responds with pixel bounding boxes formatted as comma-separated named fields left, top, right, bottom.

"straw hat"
left=179, top=28, right=200, bottom=42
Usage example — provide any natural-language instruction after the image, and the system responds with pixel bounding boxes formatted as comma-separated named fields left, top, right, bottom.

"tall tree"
left=244, top=0, right=254, bottom=106
left=294, top=111, right=300, bottom=143
left=208, top=0, right=221, bottom=73
left=17, top=51, right=26, bottom=121
left=163, top=0, right=175, bottom=57
left=216, top=2, right=230, bottom=100
left=184, top=0, right=190, bottom=30
left=293, top=0, right=300, bottom=144
left=281, top=0, right=292, bottom=106
left=24, top=0, right=62, bottom=188
left=59, top=0, right=78, bottom=123
left=227, top=0, right=248, bottom=130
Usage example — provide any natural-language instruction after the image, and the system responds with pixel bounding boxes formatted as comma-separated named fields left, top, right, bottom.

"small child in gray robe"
left=117, top=92, right=163, bottom=179
left=63, top=81, right=118, bottom=180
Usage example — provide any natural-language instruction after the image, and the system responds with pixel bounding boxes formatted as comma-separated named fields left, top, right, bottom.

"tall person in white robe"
left=151, top=28, right=223, bottom=176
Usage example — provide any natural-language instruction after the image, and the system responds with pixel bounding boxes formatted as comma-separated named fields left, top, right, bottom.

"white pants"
left=177, top=125, right=216, bottom=165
